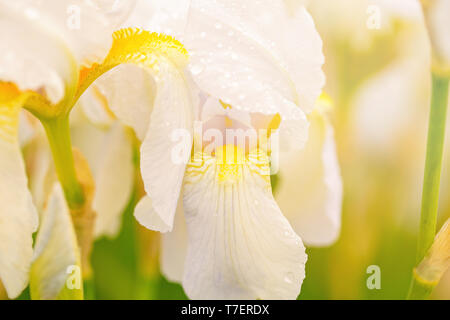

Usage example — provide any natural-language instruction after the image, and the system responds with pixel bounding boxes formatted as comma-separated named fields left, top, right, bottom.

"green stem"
left=134, top=273, right=160, bottom=300
left=42, top=115, right=85, bottom=210
left=83, top=278, right=96, bottom=300
left=407, top=271, right=435, bottom=300
left=407, top=73, right=449, bottom=299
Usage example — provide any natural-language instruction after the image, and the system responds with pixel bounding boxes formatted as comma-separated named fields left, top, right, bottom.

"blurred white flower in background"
left=420, top=0, right=450, bottom=76
left=275, top=95, right=343, bottom=247
left=307, top=0, right=435, bottom=229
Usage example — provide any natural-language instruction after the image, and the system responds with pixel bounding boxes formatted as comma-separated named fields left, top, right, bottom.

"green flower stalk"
left=408, top=219, right=450, bottom=299
left=42, top=116, right=85, bottom=210
left=416, top=74, right=449, bottom=262
left=407, top=73, right=449, bottom=299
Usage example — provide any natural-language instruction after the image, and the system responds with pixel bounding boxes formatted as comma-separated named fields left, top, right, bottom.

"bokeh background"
left=12, top=0, right=450, bottom=300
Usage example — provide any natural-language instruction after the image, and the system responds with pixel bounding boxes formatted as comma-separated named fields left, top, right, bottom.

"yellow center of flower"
left=216, top=144, right=245, bottom=182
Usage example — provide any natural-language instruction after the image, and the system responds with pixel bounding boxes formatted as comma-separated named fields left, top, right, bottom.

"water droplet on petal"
left=190, top=64, right=205, bottom=76
left=25, top=8, right=39, bottom=20
left=284, top=272, right=295, bottom=284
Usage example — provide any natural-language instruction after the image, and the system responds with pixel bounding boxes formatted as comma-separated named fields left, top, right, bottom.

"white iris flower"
left=107, top=0, right=342, bottom=299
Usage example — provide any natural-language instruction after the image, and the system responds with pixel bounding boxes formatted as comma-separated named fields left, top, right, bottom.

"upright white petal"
left=127, top=0, right=190, bottom=39
left=182, top=148, right=306, bottom=299
left=276, top=112, right=343, bottom=246
left=184, top=0, right=324, bottom=114
left=0, top=1, right=75, bottom=104
left=2, top=0, right=136, bottom=67
left=146, top=0, right=323, bottom=150
left=30, top=184, right=80, bottom=300
left=200, top=97, right=252, bottom=129
left=285, top=0, right=312, bottom=10
left=422, top=0, right=450, bottom=73
left=136, top=67, right=194, bottom=232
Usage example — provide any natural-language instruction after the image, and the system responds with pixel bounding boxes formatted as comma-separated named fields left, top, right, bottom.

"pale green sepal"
left=30, top=183, right=83, bottom=300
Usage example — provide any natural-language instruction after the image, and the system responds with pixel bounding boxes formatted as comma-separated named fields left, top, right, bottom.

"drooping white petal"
left=0, top=100, right=38, bottom=299
left=71, top=29, right=193, bottom=234
left=160, top=200, right=188, bottom=283
left=27, top=134, right=55, bottom=213
left=135, top=196, right=170, bottom=233
left=182, top=148, right=307, bottom=299
left=136, top=66, right=194, bottom=233
left=30, top=184, right=80, bottom=300
left=18, top=111, right=38, bottom=147
left=276, top=112, right=343, bottom=246
left=94, top=64, right=156, bottom=140
left=71, top=114, right=134, bottom=239
left=91, top=123, right=134, bottom=238
left=78, top=86, right=115, bottom=128
left=70, top=108, right=107, bottom=166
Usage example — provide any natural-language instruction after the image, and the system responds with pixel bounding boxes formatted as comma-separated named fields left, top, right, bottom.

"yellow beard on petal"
left=216, top=144, right=245, bottom=183
left=186, top=145, right=271, bottom=188
left=0, top=82, right=26, bottom=141
left=76, top=28, right=189, bottom=103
